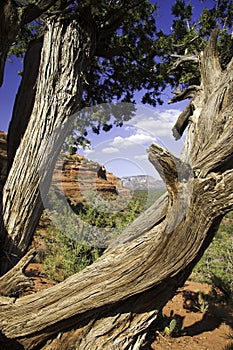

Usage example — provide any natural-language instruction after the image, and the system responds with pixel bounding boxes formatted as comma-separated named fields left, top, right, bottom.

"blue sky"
left=0, top=56, right=22, bottom=131
left=72, top=102, right=186, bottom=178
left=0, top=0, right=215, bottom=178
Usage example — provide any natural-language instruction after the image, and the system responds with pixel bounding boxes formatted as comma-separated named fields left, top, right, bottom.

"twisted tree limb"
left=0, top=248, right=35, bottom=297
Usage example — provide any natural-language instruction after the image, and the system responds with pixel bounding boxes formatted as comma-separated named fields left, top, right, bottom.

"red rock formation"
left=0, top=135, right=130, bottom=205
left=52, top=154, right=130, bottom=206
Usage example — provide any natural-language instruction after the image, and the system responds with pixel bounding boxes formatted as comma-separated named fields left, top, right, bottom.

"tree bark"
left=0, top=30, right=232, bottom=350
left=0, top=248, right=35, bottom=297
left=0, top=16, right=96, bottom=273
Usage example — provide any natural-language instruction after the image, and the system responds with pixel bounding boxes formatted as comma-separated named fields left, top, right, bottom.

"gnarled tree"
left=0, top=0, right=232, bottom=349
left=1, top=0, right=159, bottom=273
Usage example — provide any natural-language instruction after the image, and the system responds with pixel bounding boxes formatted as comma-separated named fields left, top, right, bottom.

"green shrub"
left=155, top=312, right=183, bottom=338
left=68, top=145, right=77, bottom=155
left=192, top=212, right=233, bottom=305
left=41, top=224, right=102, bottom=282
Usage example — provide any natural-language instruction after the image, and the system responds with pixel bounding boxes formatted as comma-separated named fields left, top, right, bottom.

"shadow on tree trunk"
left=0, top=331, right=24, bottom=350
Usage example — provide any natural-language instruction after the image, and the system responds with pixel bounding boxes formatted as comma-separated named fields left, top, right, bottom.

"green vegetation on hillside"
left=39, top=223, right=102, bottom=282
left=192, top=211, right=233, bottom=305
left=39, top=189, right=163, bottom=282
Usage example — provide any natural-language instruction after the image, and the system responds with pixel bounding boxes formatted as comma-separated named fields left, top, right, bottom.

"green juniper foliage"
left=9, top=1, right=233, bottom=136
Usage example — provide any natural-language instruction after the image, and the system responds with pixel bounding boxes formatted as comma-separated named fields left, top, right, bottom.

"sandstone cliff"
left=0, top=134, right=130, bottom=203
left=52, top=154, right=130, bottom=206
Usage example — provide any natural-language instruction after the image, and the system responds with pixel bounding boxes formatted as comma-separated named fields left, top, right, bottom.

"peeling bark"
left=0, top=16, right=96, bottom=273
left=200, top=29, right=222, bottom=95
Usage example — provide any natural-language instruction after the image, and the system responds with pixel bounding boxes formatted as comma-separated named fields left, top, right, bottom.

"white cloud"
left=84, top=149, right=94, bottom=155
left=128, top=108, right=181, bottom=137
left=81, top=106, right=184, bottom=176
left=102, top=147, right=119, bottom=153
left=134, top=154, right=148, bottom=160
left=112, top=133, right=154, bottom=148
left=127, top=133, right=154, bottom=144
left=111, top=136, right=133, bottom=148
left=160, top=109, right=180, bottom=122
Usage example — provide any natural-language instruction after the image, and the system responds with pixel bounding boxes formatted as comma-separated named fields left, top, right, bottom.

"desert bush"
left=192, top=212, right=233, bottom=305
left=41, top=223, right=102, bottom=282
left=68, top=145, right=77, bottom=155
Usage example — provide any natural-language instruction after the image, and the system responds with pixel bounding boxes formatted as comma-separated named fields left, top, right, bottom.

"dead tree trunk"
left=0, top=16, right=96, bottom=274
left=0, top=31, right=232, bottom=349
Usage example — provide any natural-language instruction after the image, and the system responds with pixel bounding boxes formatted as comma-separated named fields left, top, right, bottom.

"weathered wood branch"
left=0, top=16, right=96, bottom=274
left=0, top=295, right=15, bottom=306
left=187, top=65, right=233, bottom=169
left=169, top=85, right=202, bottom=139
left=110, top=192, right=168, bottom=247
left=172, top=102, right=192, bottom=140
left=169, top=85, right=201, bottom=103
left=200, top=29, right=222, bottom=95
left=0, top=120, right=232, bottom=348
left=148, top=143, right=192, bottom=198
left=170, top=86, right=203, bottom=140
left=172, top=30, right=232, bottom=156
left=0, top=166, right=232, bottom=349
left=170, top=53, right=199, bottom=70
left=0, top=248, right=35, bottom=296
